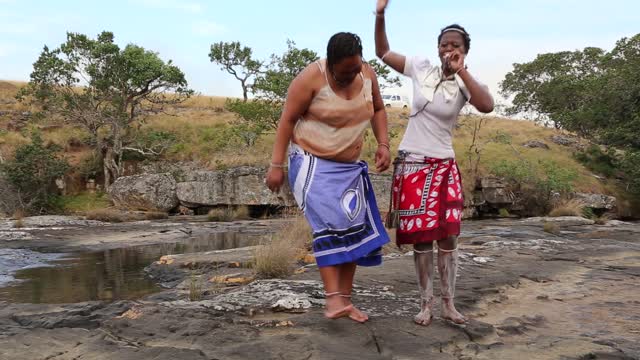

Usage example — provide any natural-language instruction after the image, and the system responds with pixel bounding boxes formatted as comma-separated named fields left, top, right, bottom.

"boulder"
left=550, top=135, right=575, bottom=146
left=573, top=192, right=617, bottom=213
left=523, top=140, right=550, bottom=150
left=481, top=177, right=515, bottom=206
left=176, top=167, right=295, bottom=207
left=110, top=173, right=179, bottom=211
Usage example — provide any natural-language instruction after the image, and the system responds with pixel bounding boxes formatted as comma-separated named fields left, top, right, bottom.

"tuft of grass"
left=11, top=209, right=26, bottom=228
left=254, top=217, right=312, bottom=279
left=85, top=209, right=128, bottom=223
left=594, top=213, right=612, bottom=225
left=12, top=208, right=25, bottom=220
left=543, top=222, right=560, bottom=235
left=498, top=208, right=510, bottom=217
left=549, top=198, right=586, bottom=218
left=188, top=273, right=203, bottom=302
left=144, top=211, right=169, bottom=220
left=57, top=192, right=111, bottom=214
left=207, top=206, right=250, bottom=222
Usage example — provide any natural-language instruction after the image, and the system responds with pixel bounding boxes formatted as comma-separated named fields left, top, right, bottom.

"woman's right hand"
left=376, top=0, right=389, bottom=14
left=265, top=167, right=285, bottom=193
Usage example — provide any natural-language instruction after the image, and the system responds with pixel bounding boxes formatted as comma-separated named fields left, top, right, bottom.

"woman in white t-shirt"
left=374, top=0, right=494, bottom=326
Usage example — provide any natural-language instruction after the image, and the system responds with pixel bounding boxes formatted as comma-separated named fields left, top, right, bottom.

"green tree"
left=208, top=41, right=263, bottom=101
left=367, top=59, right=401, bottom=89
left=500, top=47, right=605, bottom=129
left=500, top=33, right=640, bottom=198
left=18, top=31, right=193, bottom=188
left=253, top=40, right=319, bottom=105
left=222, top=40, right=319, bottom=137
left=224, top=99, right=277, bottom=146
left=1, top=132, right=69, bottom=214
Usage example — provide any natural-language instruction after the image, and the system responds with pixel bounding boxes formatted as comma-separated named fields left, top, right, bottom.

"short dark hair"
left=326, top=32, right=363, bottom=69
left=438, top=24, right=471, bottom=54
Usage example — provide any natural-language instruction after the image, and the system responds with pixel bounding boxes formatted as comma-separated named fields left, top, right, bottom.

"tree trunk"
left=241, top=80, right=248, bottom=102
left=102, top=121, right=125, bottom=191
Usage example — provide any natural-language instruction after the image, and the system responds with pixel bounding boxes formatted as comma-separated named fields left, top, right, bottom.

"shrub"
left=0, top=132, right=69, bottom=214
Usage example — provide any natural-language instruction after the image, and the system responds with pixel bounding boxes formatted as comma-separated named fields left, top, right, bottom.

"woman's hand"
left=375, top=145, right=391, bottom=172
left=446, top=50, right=466, bottom=73
left=265, top=167, right=285, bottom=193
left=376, top=0, right=389, bottom=14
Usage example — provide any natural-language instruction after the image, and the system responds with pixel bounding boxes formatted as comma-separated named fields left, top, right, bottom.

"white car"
left=382, top=94, right=409, bottom=109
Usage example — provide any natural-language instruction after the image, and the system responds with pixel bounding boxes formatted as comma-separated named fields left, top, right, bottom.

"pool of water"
left=0, top=231, right=265, bottom=304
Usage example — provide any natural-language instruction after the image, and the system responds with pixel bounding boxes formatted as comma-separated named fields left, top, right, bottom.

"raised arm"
left=375, top=0, right=406, bottom=74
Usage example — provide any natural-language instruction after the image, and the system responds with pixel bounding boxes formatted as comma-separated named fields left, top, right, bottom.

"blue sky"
left=1, top=0, right=638, bottom=100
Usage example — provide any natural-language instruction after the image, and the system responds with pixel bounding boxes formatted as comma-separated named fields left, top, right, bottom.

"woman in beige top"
left=266, top=32, right=391, bottom=323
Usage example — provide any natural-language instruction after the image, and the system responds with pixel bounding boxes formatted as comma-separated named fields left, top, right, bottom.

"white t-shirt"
left=399, top=56, right=485, bottom=159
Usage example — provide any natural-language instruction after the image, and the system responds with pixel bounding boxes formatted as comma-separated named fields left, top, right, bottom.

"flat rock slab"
left=0, top=218, right=638, bottom=359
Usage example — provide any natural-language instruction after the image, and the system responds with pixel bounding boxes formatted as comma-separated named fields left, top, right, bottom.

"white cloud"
left=191, top=21, right=225, bottom=37
left=136, top=0, right=202, bottom=13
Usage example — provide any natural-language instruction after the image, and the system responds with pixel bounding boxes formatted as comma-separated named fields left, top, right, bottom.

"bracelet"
left=372, top=10, right=385, bottom=17
left=270, top=162, right=287, bottom=169
left=380, top=51, right=392, bottom=61
left=378, top=143, right=390, bottom=150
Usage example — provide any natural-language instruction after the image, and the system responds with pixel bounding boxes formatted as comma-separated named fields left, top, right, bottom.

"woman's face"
left=438, top=31, right=466, bottom=66
left=331, top=55, right=363, bottom=87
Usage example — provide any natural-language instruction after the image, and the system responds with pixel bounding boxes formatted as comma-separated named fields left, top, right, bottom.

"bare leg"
left=319, top=265, right=352, bottom=319
left=337, top=262, right=368, bottom=323
left=413, top=242, right=435, bottom=326
left=437, top=236, right=467, bottom=324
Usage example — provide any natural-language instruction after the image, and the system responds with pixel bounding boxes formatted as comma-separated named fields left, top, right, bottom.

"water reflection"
left=0, top=231, right=264, bottom=304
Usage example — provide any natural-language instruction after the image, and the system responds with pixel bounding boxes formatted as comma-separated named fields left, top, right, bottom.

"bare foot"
left=340, top=295, right=368, bottom=323
left=324, top=294, right=353, bottom=320
left=441, top=298, right=466, bottom=324
left=325, top=305, right=353, bottom=320
left=347, top=305, right=368, bottom=323
left=414, top=297, right=434, bottom=326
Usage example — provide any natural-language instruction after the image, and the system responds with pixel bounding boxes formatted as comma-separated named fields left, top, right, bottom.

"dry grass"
left=543, top=222, right=560, bottom=235
left=85, top=209, right=128, bottom=223
left=549, top=198, right=586, bottom=217
left=253, top=217, right=312, bottom=278
left=11, top=209, right=26, bottom=228
left=0, top=79, right=622, bottom=206
left=178, top=95, right=230, bottom=109
left=188, top=273, right=204, bottom=302
left=207, top=205, right=250, bottom=222
left=144, top=211, right=169, bottom=220
left=0, top=81, right=29, bottom=111
left=594, top=213, right=612, bottom=225
left=58, top=192, right=111, bottom=214
left=12, top=208, right=25, bottom=220
left=453, top=116, right=605, bottom=194
left=12, top=219, right=24, bottom=228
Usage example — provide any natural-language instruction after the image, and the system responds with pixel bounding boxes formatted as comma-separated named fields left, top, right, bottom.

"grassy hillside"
left=0, top=80, right=633, bottom=215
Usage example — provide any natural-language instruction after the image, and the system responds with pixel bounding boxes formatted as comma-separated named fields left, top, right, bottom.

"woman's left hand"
left=375, top=146, right=391, bottom=172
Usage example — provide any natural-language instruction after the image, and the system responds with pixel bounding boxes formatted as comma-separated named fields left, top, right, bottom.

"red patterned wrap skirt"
left=391, top=155, right=464, bottom=245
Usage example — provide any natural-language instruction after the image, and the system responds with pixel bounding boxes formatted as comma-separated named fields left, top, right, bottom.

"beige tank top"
left=292, top=59, right=374, bottom=162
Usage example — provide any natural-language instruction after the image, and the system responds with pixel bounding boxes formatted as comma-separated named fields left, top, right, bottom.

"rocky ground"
left=0, top=216, right=639, bottom=359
